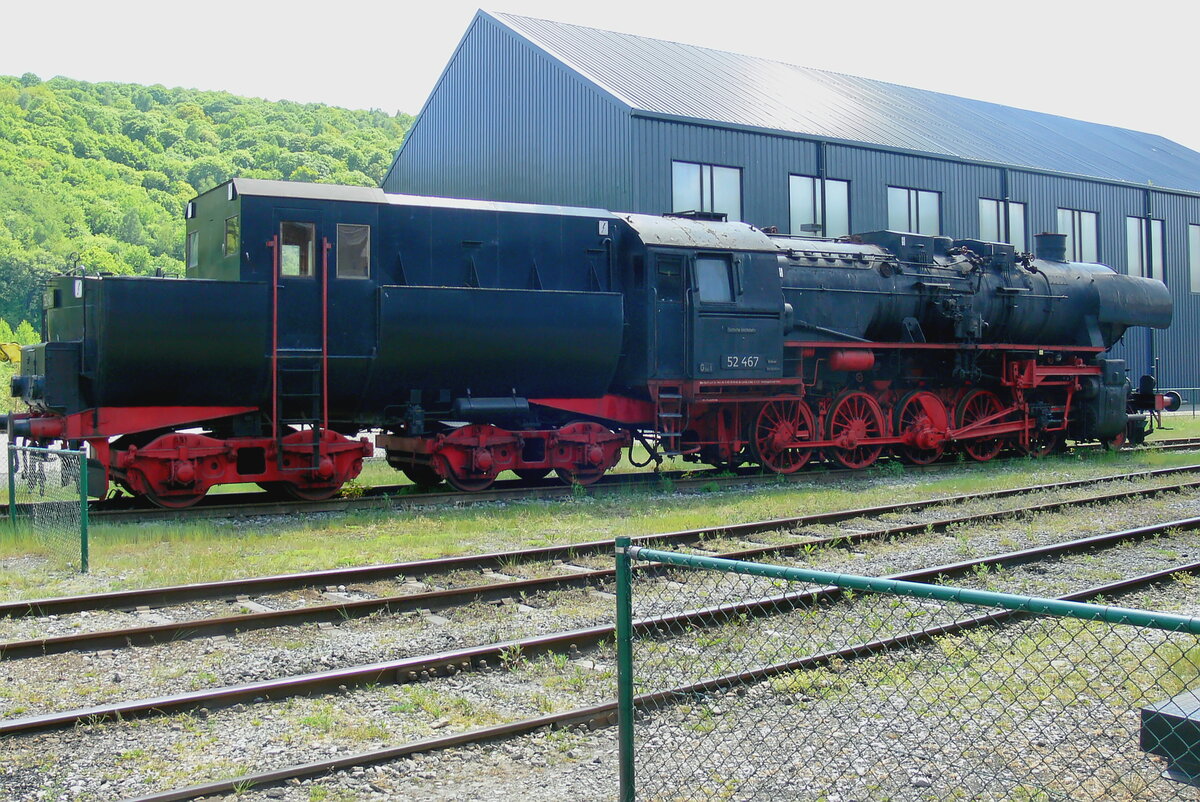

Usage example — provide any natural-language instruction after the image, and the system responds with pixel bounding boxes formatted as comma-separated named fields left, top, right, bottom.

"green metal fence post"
left=615, top=535, right=635, bottom=802
left=78, top=450, right=88, bottom=574
left=7, top=439, right=15, bottom=527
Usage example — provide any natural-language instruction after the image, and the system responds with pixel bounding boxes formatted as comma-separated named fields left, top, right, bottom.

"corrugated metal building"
left=384, top=11, right=1200, bottom=386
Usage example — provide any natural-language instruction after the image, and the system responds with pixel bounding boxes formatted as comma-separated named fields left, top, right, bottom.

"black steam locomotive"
left=7, top=179, right=1176, bottom=506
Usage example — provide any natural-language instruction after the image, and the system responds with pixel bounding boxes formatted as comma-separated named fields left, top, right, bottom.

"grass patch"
left=2, top=445, right=1200, bottom=600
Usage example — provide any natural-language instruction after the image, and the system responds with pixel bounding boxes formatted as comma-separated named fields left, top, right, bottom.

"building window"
left=1056, top=208, right=1098, bottom=262
left=186, top=231, right=199, bottom=269
left=1190, top=224, right=1200, bottom=293
left=223, top=215, right=239, bottom=258
left=280, top=221, right=315, bottom=277
left=672, top=161, right=742, bottom=222
left=887, top=187, right=940, bottom=235
left=978, top=199, right=1026, bottom=250
left=336, top=224, right=371, bottom=279
left=789, top=176, right=849, bottom=237
left=1126, top=216, right=1164, bottom=282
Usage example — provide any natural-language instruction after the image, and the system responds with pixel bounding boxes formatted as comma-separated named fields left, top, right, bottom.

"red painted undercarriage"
left=8, top=343, right=1175, bottom=507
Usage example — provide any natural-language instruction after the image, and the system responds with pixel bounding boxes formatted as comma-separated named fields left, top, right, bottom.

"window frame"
left=789, top=175, right=850, bottom=238
left=223, top=215, right=239, bottom=259
left=671, top=160, right=743, bottom=222
left=655, top=254, right=685, bottom=304
left=279, top=221, right=316, bottom=279
left=1188, top=224, right=1200, bottom=294
left=1126, top=216, right=1165, bottom=282
left=693, top=254, right=739, bottom=305
left=1056, top=208, right=1099, bottom=263
left=887, top=186, right=940, bottom=236
left=186, top=230, right=199, bottom=269
left=335, top=223, right=371, bottom=280
left=978, top=198, right=1027, bottom=250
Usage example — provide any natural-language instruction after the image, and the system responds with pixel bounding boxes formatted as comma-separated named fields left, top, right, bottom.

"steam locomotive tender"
left=8, top=179, right=1176, bottom=507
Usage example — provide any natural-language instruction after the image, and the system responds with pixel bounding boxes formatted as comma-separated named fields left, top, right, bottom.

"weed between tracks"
left=1, top=444, right=1199, bottom=602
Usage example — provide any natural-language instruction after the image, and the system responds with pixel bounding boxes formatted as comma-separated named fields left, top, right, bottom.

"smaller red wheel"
left=279, top=483, right=344, bottom=501
left=1102, top=431, right=1127, bottom=451
left=826, top=392, right=885, bottom=470
left=1020, top=429, right=1062, bottom=458
left=955, top=389, right=1006, bottom=462
left=555, top=467, right=605, bottom=486
left=400, top=465, right=444, bottom=488
left=895, top=391, right=948, bottom=465
left=142, top=487, right=206, bottom=509
left=752, top=399, right=816, bottom=474
left=439, top=455, right=496, bottom=492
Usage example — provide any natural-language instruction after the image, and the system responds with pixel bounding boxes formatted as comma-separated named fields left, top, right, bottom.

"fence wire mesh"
left=7, top=444, right=88, bottom=572
left=618, top=546, right=1200, bottom=801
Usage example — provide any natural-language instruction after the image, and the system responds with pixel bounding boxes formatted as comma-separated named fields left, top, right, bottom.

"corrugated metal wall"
left=383, top=15, right=632, bottom=210
left=388, top=29, right=1200, bottom=389
left=630, top=118, right=818, bottom=224
left=1145, top=190, right=1200, bottom=389
left=630, top=116, right=1200, bottom=384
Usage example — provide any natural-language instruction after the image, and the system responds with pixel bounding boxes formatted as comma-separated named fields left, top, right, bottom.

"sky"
left=4, top=0, right=1200, bottom=152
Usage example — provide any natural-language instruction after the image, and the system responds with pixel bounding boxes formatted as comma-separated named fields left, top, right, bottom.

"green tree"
left=0, top=73, right=412, bottom=330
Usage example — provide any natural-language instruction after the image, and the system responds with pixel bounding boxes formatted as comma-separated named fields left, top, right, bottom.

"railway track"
left=4, top=483, right=1200, bottom=736
left=100, top=529, right=1200, bottom=801
left=8, top=435, right=1199, bottom=524
left=3, top=463, right=1200, bottom=662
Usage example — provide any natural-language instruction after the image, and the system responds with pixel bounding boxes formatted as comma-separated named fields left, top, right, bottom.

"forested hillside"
left=0, top=73, right=412, bottom=328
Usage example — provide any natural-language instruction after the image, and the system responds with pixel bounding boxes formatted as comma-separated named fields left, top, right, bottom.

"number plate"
left=724, top=355, right=761, bottom=369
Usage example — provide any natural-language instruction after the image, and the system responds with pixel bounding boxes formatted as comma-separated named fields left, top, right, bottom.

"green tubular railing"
left=625, top=545, right=1200, bottom=635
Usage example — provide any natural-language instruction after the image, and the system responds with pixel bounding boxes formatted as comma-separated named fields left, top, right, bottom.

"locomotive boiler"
left=6, top=179, right=1176, bottom=506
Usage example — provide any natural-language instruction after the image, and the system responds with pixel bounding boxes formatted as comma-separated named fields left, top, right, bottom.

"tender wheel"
left=955, top=389, right=1006, bottom=462
left=439, top=457, right=495, bottom=492
left=401, top=465, right=444, bottom=488
left=141, top=487, right=207, bottom=509
left=895, top=391, right=948, bottom=465
left=751, top=399, right=816, bottom=474
left=555, top=467, right=605, bottom=486
left=514, top=468, right=551, bottom=482
left=826, top=392, right=885, bottom=470
left=273, top=482, right=343, bottom=501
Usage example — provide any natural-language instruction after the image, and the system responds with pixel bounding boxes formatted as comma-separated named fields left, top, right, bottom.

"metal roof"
left=224, top=178, right=616, bottom=218
left=488, top=12, right=1200, bottom=194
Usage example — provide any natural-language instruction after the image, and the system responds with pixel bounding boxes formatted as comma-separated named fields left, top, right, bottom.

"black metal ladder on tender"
left=273, top=347, right=325, bottom=472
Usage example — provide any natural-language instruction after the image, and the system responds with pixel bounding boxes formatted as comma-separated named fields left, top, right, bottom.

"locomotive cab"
left=618, top=214, right=786, bottom=385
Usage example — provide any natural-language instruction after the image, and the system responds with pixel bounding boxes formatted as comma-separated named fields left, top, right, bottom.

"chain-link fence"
left=6, top=443, right=89, bottom=572
left=615, top=539, right=1200, bottom=801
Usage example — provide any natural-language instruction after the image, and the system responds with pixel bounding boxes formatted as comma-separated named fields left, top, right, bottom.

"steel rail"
left=121, top=559, right=1200, bottom=802
left=5, top=462, right=1199, bottom=622
left=3, top=471, right=1199, bottom=661
left=16, top=435, right=1196, bottom=525
left=5, top=513, right=1199, bottom=736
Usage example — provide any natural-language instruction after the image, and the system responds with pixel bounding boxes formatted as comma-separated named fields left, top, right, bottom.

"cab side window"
left=695, top=255, right=735, bottom=303
left=657, top=256, right=684, bottom=302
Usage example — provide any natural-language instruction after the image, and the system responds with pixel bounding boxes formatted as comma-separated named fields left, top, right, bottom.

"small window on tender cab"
left=695, top=255, right=735, bottom=303
left=280, top=222, right=315, bottom=277
left=186, top=231, right=199, bottom=269
left=223, top=216, right=239, bottom=258
left=337, top=224, right=370, bottom=278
